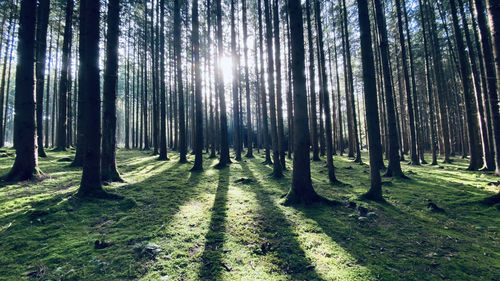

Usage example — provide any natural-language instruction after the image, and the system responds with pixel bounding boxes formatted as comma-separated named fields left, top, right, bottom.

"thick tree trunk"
left=77, top=0, right=116, bottom=198
left=284, top=0, right=321, bottom=205
left=3, top=0, right=42, bottom=182
left=357, top=0, right=383, bottom=202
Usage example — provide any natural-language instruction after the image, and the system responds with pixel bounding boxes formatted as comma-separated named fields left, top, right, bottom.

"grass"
left=0, top=148, right=499, bottom=280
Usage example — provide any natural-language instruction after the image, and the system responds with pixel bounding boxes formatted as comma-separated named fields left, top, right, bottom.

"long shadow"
left=0, top=152, right=209, bottom=280
left=240, top=162, right=325, bottom=280
left=198, top=167, right=230, bottom=280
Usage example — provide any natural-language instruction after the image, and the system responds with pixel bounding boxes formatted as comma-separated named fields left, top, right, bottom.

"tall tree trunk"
left=419, top=0, right=438, bottom=165
left=314, top=0, right=337, bottom=183
left=78, top=0, right=118, bottom=198
left=242, top=0, right=253, bottom=158
left=273, top=0, right=286, bottom=169
left=341, top=0, right=362, bottom=163
left=158, top=0, right=168, bottom=160
left=231, top=0, right=241, bottom=161
left=473, top=0, right=500, bottom=176
left=449, top=0, right=483, bottom=171
left=101, top=0, right=122, bottom=183
left=305, top=0, right=319, bottom=162
left=427, top=0, right=451, bottom=163
left=374, top=0, right=405, bottom=178
left=3, top=0, right=41, bottom=181
left=215, top=0, right=230, bottom=167
left=395, top=0, right=419, bottom=165
left=55, top=0, right=74, bottom=151
left=174, top=0, right=187, bottom=162
left=191, top=0, right=203, bottom=171
left=257, top=0, right=271, bottom=164
left=284, top=0, right=321, bottom=205
left=263, top=0, right=282, bottom=178
left=35, top=0, right=50, bottom=157
left=357, top=0, right=383, bottom=201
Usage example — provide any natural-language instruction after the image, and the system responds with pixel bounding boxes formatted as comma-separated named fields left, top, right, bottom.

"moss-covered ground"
left=0, top=148, right=499, bottom=280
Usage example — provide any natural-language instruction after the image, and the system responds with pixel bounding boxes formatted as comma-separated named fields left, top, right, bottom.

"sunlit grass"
left=0, top=148, right=498, bottom=280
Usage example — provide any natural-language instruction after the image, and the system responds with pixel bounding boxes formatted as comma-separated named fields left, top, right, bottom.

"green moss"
left=0, top=149, right=498, bottom=280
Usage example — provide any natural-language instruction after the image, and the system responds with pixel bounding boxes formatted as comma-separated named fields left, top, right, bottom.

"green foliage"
left=0, top=149, right=498, bottom=280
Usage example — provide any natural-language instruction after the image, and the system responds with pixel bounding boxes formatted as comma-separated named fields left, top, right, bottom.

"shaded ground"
left=0, top=148, right=499, bottom=280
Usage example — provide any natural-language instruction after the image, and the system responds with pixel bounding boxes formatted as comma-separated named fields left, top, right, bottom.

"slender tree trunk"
left=158, top=0, right=168, bottom=160
left=215, top=0, right=230, bottom=167
left=101, top=0, right=122, bottom=183
left=35, top=0, right=50, bottom=157
left=174, top=0, right=187, bottom=162
left=263, top=0, right=282, bottom=177
left=395, top=0, right=419, bottom=165
left=305, top=0, right=319, bottom=162
left=258, top=0, right=271, bottom=164
left=191, top=0, right=203, bottom=171
left=374, top=0, right=405, bottom=178
left=55, top=0, right=74, bottom=151
left=230, top=0, right=241, bottom=161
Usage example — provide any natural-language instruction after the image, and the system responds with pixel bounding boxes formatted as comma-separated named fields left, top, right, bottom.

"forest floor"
left=0, top=148, right=499, bottom=281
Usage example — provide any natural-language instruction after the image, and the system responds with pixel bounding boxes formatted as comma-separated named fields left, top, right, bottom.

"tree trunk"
left=305, top=0, right=319, bottom=162
left=357, top=0, right=383, bottom=201
left=374, top=0, right=405, bottom=178
left=35, top=0, right=50, bottom=157
left=3, top=0, right=42, bottom=182
left=191, top=0, right=203, bottom=171
left=55, top=0, right=74, bottom=151
left=284, top=0, right=321, bottom=205
left=314, top=0, right=337, bottom=183
left=263, top=0, right=282, bottom=178
left=101, top=0, right=122, bottom=183
left=449, top=0, right=483, bottom=171
left=77, top=0, right=116, bottom=198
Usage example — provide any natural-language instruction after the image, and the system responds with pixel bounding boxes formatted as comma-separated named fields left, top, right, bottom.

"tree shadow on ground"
left=0, top=152, right=209, bottom=280
left=240, top=161, right=325, bottom=280
left=198, top=167, right=230, bottom=280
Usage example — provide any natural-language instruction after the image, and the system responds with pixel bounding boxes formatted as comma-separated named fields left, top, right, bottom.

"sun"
left=219, top=56, right=233, bottom=82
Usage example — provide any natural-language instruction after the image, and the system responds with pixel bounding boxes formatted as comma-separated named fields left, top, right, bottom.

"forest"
left=0, top=0, right=499, bottom=279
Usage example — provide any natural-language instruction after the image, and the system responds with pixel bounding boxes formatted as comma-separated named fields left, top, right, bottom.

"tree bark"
left=3, top=0, right=42, bottom=182
left=101, top=0, right=122, bottom=183
left=357, top=0, right=383, bottom=201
